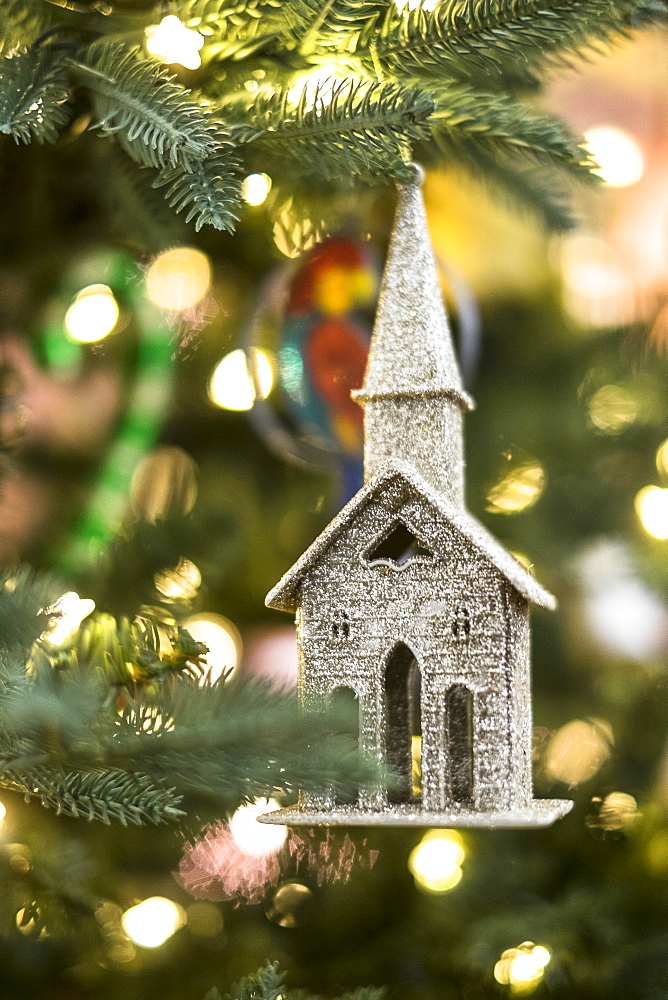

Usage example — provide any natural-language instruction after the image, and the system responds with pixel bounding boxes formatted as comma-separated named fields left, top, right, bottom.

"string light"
left=587, top=791, right=639, bottom=832
left=229, top=799, right=288, bottom=857
left=155, top=558, right=202, bottom=600
left=408, top=830, right=465, bottom=892
left=242, top=173, right=272, bottom=206
left=635, top=485, right=668, bottom=539
left=121, top=897, right=186, bottom=948
left=584, top=126, right=644, bottom=188
left=656, top=438, right=668, bottom=477
left=0, top=801, right=5, bottom=825
left=544, top=719, right=613, bottom=785
left=183, top=613, right=242, bottom=683
left=287, top=65, right=348, bottom=104
left=494, top=943, right=551, bottom=992
left=65, top=284, right=119, bottom=343
left=146, top=247, right=212, bottom=311
left=45, top=592, right=96, bottom=645
left=145, top=15, right=204, bottom=70
left=208, top=348, right=274, bottom=411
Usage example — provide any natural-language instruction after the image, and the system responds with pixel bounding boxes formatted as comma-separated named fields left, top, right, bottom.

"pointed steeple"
left=354, top=170, right=474, bottom=410
left=353, top=168, right=474, bottom=505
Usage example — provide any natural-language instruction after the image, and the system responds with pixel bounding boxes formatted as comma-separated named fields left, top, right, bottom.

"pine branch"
left=282, top=0, right=388, bottom=55
left=153, top=141, right=242, bottom=232
left=0, top=767, right=184, bottom=825
left=0, top=0, right=52, bottom=55
left=428, top=83, right=595, bottom=178
left=366, top=0, right=668, bottom=87
left=70, top=41, right=216, bottom=169
left=213, top=964, right=387, bottom=1000
left=245, top=78, right=434, bottom=180
left=0, top=566, right=62, bottom=660
left=177, top=0, right=287, bottom=59
left=0, top=45, right=71, bottom=144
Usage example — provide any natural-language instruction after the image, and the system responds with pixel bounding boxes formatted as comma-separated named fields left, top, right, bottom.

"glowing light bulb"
left=242, top=173, right=272, bottom=206
left=0, top=801, right=6, bottom=825
left=408, top=830, right=465, bottom=892
left=145, top=15, right=204, bottom=70
left=45, top=592, right=96, bottom=645
left=656, top=438, right=668, bottom=477
left=229, top=799, right=287, bottom=857
left=287, top=66, right=349, bottom=104
left=183, top=613, right=242, bottom=684
left=146, top=247, right=211, bottom=311
left=635, top=485, right=668, bottom=539
left=584, top=126, right=644, bottom=188
left=121, top=897, right=186, bottom=948
left=65, top=284, right=119, bottom=343
left=494, top=942, right=551, bottom=991
left=208, top=348, right=274, bottom=411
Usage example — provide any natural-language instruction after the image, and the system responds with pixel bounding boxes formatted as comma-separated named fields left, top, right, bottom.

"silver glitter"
left=260, top=172, right=572, bottom=829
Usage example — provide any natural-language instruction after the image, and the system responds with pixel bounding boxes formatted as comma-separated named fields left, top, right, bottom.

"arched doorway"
left=447, top=684, right=473, bottom=802
left=384, top=644, right=421, bottom=803
left=330, top=686, right=360, bottom=805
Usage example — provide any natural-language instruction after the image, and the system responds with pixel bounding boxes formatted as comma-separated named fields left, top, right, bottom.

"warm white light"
left=584, top=126, right=644, bottom=188
left=229, top=799, right=288, bottom=857
left=208, top=348, right=274, bottom=411
left=486, top=461, right=545, bottom=514
left=635, top=485, right=668, bottom=540
left=287, top=66, right=348, bottom=105
left=0, top=801, right=6, bottom=825
left=544, top=719, right=613, bottom=785
left=242, top=173, right=272, bottom=206
left=45, top=592, right=96, bottom=645
left=394, top=0, right=438, bottom=10
left=183, top=613, right=241, bottom=684
left=494, top=942, right=551, bottom=990
left=121, top=897, right=186, bottom=948
left=656, top=439, right=668, bottom=477
left=145, top=15, right=204, bottom=70
left=65, top=284, right=119, bottom=343
left=559, top=233, right=634, bottom=328
left=408, top=830, right=465, bottom=892
left=146, top=247, right=212, bottom=311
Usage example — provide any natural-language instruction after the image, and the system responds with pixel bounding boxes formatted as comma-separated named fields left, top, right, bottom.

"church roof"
left=352, top=177, right=474, bottom=411
left=266, top=464, right=556, bottom=613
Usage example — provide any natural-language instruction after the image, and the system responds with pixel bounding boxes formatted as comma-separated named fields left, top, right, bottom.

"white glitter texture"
left=261, top=172, right=572, bottom=829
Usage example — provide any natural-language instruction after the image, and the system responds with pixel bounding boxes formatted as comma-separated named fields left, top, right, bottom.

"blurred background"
left=2, top=23, right=668, bottom=1000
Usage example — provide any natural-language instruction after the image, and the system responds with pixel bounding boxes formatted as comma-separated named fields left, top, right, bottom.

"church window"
left=452, top=605, right=471, bottom=638
left=447, top=684, right=473, bottom=802
left=332, top=610, right=350, bottom=639
left=366, top=520, right=433, bottom=568
left=330, top=686, right=360, bottom=804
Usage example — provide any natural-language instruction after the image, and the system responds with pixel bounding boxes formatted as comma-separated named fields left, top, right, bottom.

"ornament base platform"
left=259, top=799, right=573, bottom=829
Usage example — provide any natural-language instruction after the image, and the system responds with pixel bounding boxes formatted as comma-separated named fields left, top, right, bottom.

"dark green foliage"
left=153, top=142, right=242, bottom=231
left=213, top=964, right=386, bottom=1000
left=0, top=46, right=71, bottom=144
left=0, top=567, right=62, bottom=660
left=0, top=0, right=51, bottom=54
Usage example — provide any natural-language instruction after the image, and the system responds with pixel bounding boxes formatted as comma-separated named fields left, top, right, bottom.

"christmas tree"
left=1, top=1, right=668, bottom=998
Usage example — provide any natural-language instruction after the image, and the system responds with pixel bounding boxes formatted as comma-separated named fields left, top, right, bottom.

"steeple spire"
left=354, top=168, right=474, bottom=505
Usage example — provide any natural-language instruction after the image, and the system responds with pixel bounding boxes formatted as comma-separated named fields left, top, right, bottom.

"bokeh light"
left=146, top=247, right=212, bottom=311
left=155, top=558, right=202, bottom=600
left=45, top=592, right=96, bottom=645
left=130, top=446, right=198, bottom=523
left=183, top=613, right=242, bottom=684
left=408, top=830, right=465, bottom=892
left=544, top=719, right=613, bottom=785
left=584, top=126, right=644, bottom=188
left=266, top=881, right=313, bottom=927
left=208, top=348, right=274, bottom=411
left=241, top=173, right=272, bottom=206
left=0, top=801, right=6, bottom=825
left=228, top=799, right=287, bottom=857
left=587, top=384, right=639, bottom=435
left=145, top=15, right=204, bottom=70
left=121, top=897, right=186, bottom=948
left=65, top=284, right=119, bottom=343
left=486, top=460, right=545, bottom=514
left=635, top=485, right=668, bottom=539
left=587, top=791, right=639, bottom=831
left=494, top=942, right=551, bottom=992
left=287, top=65, right=348, bottom=104
left=656, top=438, right=668, bottom=477
left=559, top=233, right=634, bottom=329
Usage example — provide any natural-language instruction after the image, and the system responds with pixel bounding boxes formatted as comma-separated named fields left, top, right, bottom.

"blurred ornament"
left=265, top=881, right=312, bottom=927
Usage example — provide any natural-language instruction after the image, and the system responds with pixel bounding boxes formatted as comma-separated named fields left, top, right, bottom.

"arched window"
left=447, top=685, right=473, bottom=802
left=330, top=686, right=360, bottom=805
left=366, top=521, right=433, bottom=568
left=452, top=605, right=471, bottom=639
left=384, top=644, right=422, bottom=803
left=332, top=609, right=350, bottom=639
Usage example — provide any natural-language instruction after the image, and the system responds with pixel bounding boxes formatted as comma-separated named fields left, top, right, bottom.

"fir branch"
left=0, top=0, right=52, bottom=54
left=0, top=45, right=71, bottom=144
left=153, top=141, right=242, bottom=232
left=0, top=566, right=62, bottom=660
left=366, top=0, right=668, bottom=87
left=1, top=767, right=185, bottom=825
left=213, top=964, right=386, bottom=1000
left=70, top=41, right=216, bottom=168
left=282, top=0, right=388, bottom=55
left=177, top=0, right=287, bottom=59
left=428, top=83, right=595, bottom=177
left=246, top=78, right=434, bottom=180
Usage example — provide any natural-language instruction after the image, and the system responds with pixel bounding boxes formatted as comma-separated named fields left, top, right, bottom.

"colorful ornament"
left=261, top=168, right=573, bottom=829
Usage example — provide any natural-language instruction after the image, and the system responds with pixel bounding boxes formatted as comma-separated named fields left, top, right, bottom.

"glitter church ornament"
left=260, top=167, right=573, bottom=829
